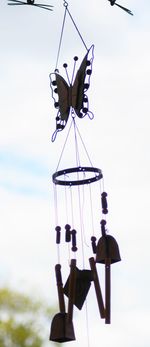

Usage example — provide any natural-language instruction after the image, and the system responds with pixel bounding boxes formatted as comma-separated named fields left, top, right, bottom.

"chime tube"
left=89, top=257, right=105, bottom=319
left=55, top=264, right=66, bottom=313
left=67, top=259, right=76, bottom=323
left=105, top=258, right=111, bottom=324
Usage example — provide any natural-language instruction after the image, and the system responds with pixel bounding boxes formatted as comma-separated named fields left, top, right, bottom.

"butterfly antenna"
left=63, top=63, right=71, bottom=85
left=115, top=2, right=133, bottom=15
left=71, top=56, right=78, bottom=85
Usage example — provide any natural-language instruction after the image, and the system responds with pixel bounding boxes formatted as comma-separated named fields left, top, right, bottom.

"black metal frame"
left=52, top=166, right=103, bottom=186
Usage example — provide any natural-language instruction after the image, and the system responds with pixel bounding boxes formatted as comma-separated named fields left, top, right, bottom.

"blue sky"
left=0, top=1, right=150, bottom=346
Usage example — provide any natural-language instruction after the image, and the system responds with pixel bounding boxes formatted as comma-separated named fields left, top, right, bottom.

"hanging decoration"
left=50, top=44, right=94, bottom=142
left=8, top=0, right=135, bottom=343
left=108, top=0, right=133, bottom=15
left=8, top=0, right=53, bottom=12
left=49, top=0, right=122, bottom=343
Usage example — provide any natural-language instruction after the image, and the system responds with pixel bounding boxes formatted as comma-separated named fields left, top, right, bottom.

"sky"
left=0, top=0, right=150, bottom=346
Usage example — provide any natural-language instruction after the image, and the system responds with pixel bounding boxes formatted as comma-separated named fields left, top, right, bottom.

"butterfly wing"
left=50, top=72, right=70, bottom=141
left=72, top=45, right=94, bottom=119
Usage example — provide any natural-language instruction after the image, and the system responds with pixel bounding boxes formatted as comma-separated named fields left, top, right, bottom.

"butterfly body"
left=50, top=45, right=94, bottom=141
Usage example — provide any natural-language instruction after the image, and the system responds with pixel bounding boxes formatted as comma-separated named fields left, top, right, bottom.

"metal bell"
left=50, top=313, right=75, bottom=342
left=64, top=267, right=93, bottom=310
left=50, top=261, right=76, bottom=342
left=96, top=235, right=121, bottom=264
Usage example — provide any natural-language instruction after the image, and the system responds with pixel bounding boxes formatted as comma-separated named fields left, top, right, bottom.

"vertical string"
left=72, top=118, right=85, bottom=267
left=55, top=4, right=67, bottom=71
left=89, top=183, right=95, bottom=236
left=70, top=186, right=74, bottom=228
left=65, top=6, right=88, bottom=51
left=75, top=123, right=93, bottom=167
left=85, top=300, right=90, bottom=347
left=56, top=119, right=73, bottom=172
left=64, top=175, right=69, bottom=224
left=81, top=184, right=88, bottom=246
left=70, top=186, right=77, bottom=261
left=73, top=117, right=80, bottom=167
left=64, top=177, right=71, bottom=261
left=53, top=184, right=60, bottom=264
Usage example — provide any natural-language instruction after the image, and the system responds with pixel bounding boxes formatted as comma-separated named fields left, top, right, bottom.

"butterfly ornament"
left=50, top=45, right=94, bottom=142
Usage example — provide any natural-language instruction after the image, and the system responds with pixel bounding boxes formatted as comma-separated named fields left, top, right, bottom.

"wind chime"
left=8, top=0, right=134, bottom=343
left=49, top=1, right=122, bottom=343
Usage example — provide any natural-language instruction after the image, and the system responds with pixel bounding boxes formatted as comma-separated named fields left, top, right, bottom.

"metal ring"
left=52, top=166, right=103, bottom=186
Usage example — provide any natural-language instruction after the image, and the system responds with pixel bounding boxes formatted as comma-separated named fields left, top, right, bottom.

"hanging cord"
left=75, top=122, right=93, bottom=167
left=65, top=4, right=88, bottom=51
left=89, top=183, right=95, bottom=236
left=64, top=177, right=71, bottom=261
left=81, top=184, right=90, bottom=247
left=69, top=186, right=77, bottom=261
left=55, top=0, right=88, bottom=71
left=72, top=118, right=85, bottom=267
left=64, top=176, right=69, bottom=224
left=53, top=184, right=60, bottom=263
left=55, top=3, right=67, bottom=71
left=73, top=117, right=80, bottom=167
left=56, top=119, right=73, bottom=172
left=85, top=300, right=90, bottom=347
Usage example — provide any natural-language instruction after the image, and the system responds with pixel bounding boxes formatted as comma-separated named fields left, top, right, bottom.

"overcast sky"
left=0, top=0, right=150, bottom=346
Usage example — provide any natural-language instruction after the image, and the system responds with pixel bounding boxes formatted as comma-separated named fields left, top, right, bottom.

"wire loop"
left=63, top=0, right=68, bottom=8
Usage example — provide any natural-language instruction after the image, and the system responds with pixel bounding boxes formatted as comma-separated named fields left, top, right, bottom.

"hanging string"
left=70, top=186, right=74, bottom=229
left=53, top=184, right=58, bottom=227
left=73, top=117, right=80, bottom=167
left=56, top=119, right=73, bottom=172
left=81, top=184, right=90, bottom=247
left=64, top=175, right=69, bottom=224
left=65, top=5, right=88, bottom=51
left=89, top=183, right=95, bottom=236
left=85, top=300, right=91, bottom=347
left=55, top=3, right=67, bottom=71
left=53, top=184, right=60, bottom=263
left=75, top=122, right=93, bottom=167
left=64, top=176, right=71, bottom=261
left=72, top=118, right=85, bottom=266
left=54, top=0, right=88, bottom=72
left=98, top=179, right=103, bottom=221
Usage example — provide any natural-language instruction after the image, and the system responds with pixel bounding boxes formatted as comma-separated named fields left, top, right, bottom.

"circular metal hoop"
left=52, top=166, right=103, bottom=186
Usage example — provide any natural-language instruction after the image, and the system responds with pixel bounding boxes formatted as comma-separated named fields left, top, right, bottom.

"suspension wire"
left=85, top=300, right=91, bottom=347
left=70, top=186, right=74, bottom=228
left=101, top=174, right=105, bottom=192
left=64, top=175, right=71, bottom=261
left=55, top=4, right=67, bottom=71
left=73, top=117, right=80, bottom=167
left=55, top=0, right=88, bottom=71
left=98, top=178, right=102, bottom=219
left=53, top=184, right=60, bottom=264
left=56, top=119, right=73, bottom=172
left=81, top=184, right=90, bottom=247
left=89, top=183, right=95, bottom=236
left=77, top=182, right=85, bottom=267
left=64, top=175, right=69, bottom=223
left=72, top=118, right=85, bottom=267
left=75, top=122, right=93, bottom=167
left=66, top=6, right=88, bottom=51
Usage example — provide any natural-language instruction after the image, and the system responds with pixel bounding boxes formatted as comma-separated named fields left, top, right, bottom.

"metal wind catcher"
left=49, top=1, right=121, bottom=343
